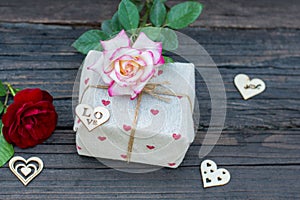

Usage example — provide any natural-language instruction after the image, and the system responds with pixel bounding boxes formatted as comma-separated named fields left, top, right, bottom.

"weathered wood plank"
left=0, top=166, right=300, bottom=199
left=0, top=0, right=299, bottom=28
left=0, top=9, right=299, bottom=199
left=1, top=67, right=299, bottom=129
left=0, top=25, right=299, bottom=130
left=1, top=25, right=299, bottom=69
left=0, top=128, right=298, bottom=169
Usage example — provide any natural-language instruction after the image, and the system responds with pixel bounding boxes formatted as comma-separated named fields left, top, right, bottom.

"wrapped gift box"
left=74, top=50, right=195, bottom=168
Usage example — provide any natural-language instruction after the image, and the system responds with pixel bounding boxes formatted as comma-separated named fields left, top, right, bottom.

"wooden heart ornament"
left=234, top=74, right=266, bottom=100
left=9, top=156, right=44, bottom=186
left=200, top=160, right=231, bottom=188
left=75, top=104, right=110, bottom=131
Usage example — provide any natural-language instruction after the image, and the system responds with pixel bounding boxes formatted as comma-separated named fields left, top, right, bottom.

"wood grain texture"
left=0, top=0, right=299, bottom=199
left=0, top=0, right=299, bottom=28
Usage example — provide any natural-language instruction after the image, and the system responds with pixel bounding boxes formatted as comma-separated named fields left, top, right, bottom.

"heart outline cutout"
left=234, top=74, right=266, bottom=100
left=9, top=156, right=44, bottom=186
left=75, top=104, right=110, bottom=132
left=200, top=159, right=230, bottom=188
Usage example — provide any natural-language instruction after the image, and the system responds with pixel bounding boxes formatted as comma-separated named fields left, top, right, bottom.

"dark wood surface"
left=0, top=0, right=299, bottom=199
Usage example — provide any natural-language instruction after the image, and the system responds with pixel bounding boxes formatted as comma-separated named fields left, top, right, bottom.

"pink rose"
left=91, top=30, right=164, bottom=99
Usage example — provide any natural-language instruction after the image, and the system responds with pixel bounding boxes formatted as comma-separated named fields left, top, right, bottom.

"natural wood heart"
left=234, top=74, right=266, bottom=100
left=75, top=104, right=110, bottom=131
left=200, top=159, right=230, bottom=188
left=20, top=166, right=32, bottom=176
left=9, top=156, right=44, bottom=186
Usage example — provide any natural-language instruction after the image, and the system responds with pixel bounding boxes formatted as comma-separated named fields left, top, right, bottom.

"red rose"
left=2, top=88, right=58, bottom=148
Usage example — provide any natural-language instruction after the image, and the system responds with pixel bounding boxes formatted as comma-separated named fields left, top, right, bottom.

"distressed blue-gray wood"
left=0, top=0, right=299, bottom=199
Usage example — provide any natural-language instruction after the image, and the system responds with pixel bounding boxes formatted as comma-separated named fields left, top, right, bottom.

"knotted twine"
left=78, top=82, right=193, bottom=162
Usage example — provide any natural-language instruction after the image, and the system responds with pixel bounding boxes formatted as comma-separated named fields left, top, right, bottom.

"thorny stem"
left=3, top=91, right=9, bottom=108
left=6, top=83, right=16, bottom=97
left=1, top=83, right=17, bottom=109
left=140, top=0, right=152, bottom=28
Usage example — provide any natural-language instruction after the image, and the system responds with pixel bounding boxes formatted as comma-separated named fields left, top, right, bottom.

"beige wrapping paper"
left=74, top=50, right=195, bottom=168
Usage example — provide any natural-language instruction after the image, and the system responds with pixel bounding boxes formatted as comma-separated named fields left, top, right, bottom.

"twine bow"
left=79, top=82, right=192, bottom=162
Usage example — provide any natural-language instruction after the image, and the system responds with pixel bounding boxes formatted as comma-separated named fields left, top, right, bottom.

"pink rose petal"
left=109, top=47, right=141, bottom=61
left=101, top=30, right=130, bottom=52
left=108, top=82, right=132, bottom=97
left=133, top=32, right=163, bottom=64
left=97, top=30, right=165, bottom=99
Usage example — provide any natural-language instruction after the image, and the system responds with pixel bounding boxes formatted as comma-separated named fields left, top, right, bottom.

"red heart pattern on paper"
left=98, top=136, right=107, bottom=141
left=102, top=100, right=110, bottom=106
left=150, top=109, right=159, bottom=115
left=158, top=70, right=163, bottom=76
left=146, top=145, right=155, bottom=150
left=177, top=96, right=183, bottom=99
left=168, top=163, right=176, bottom=167
left=77, top=119, right=81, bottom=124
left=172, top=133, right=181, bottom=140
left=123, top=124, right=131, bottom=131
left=77, top=145, right=82, bottom=150
left=121, top=154, right=127, bottom=159
left=84, top=78, right=90, bottom=85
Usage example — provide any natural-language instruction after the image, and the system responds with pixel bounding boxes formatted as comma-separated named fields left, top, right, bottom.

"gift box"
left=73, top=50, right=195, bottom=168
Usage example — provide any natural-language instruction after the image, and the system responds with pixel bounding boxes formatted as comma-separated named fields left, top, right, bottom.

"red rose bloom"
left=2, top=88, right=58, bottom=148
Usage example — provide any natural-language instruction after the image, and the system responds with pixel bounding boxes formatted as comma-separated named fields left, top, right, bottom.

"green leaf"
left=166, top=1, right=203, bottom=29
left=163, top=56, right=174, bottom=63
left=0, top=101, right=4, bottom=115
left=0, top=81, right=6, bottom=97
left=140, top=27, right=178, bottom=51
left=111, top=13, right=123, bottom=32
left=150, top=0, right=167, bottom=27
left=72, top=30, right=109, bottom=54
left=101, top=20, right=113, bottom=35
left=13, top=88, right=21, bottom=95
left=130, top=0, right=145, bottom=12
left=118, top=0, right=140, bottom=30
left=0, top=120, right=14, bottom=167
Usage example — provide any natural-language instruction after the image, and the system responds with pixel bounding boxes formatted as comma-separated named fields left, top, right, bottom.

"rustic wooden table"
left=1, top=0, right=299, bottom=199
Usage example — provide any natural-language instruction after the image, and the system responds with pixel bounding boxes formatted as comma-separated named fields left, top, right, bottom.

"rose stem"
left=3, top=91, right=9, bottom=108
left=6, top=83, right=16, bottom=97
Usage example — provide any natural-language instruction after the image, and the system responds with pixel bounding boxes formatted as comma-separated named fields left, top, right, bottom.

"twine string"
left=78, top=82, right=193, bottom=162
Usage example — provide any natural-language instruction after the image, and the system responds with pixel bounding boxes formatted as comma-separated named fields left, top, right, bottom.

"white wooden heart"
left=234, top=74, right=266, bottom=100
left=9, top=156, right=44, bottom=186
left=200, top=159, right=230, bottom=188
left=75, top=104, right=110, bottom=131
left=20, top=166, right=32, bottom=177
